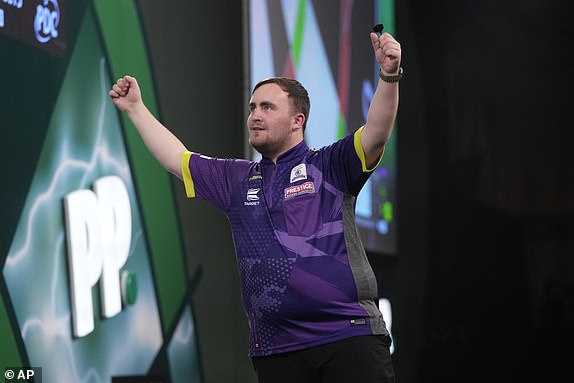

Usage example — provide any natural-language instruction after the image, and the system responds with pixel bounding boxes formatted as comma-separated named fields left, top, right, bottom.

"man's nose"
left=251, top=110, right=262, bottom=121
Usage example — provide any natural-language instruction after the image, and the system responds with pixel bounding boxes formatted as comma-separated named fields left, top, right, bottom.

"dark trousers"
left=252, top=335, right=395, bottom=383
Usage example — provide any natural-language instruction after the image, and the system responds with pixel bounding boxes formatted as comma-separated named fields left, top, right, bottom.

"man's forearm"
left=126, top=103, right=187, bottom=179
left=366, top=79, right=399, bottom=142
left=361, top=79, right=399, bottom=165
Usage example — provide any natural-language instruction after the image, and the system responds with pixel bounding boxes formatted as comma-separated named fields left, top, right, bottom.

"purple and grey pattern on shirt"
left=182, top=129, right=388, bottom=356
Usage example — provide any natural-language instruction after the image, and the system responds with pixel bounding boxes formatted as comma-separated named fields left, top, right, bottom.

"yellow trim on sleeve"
left=353, top=126, right=385, bottom=173
left=181, top=151, right=196, bottom=198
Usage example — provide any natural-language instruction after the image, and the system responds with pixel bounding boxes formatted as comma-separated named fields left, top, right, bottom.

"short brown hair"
left=252, top=77, right=310, bottom=131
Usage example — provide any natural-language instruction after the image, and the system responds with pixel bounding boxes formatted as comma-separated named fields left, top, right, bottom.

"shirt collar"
left=260, top=141, right=309, bottom=165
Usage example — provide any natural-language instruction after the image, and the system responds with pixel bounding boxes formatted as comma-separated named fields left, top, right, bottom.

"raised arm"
left=109, top=75, right=187, bottom=179
left=360, top=32, right=402, bottom=167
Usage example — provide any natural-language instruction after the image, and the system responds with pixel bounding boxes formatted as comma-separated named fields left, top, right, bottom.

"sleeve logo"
left=290, top=163, right=307, bottom=183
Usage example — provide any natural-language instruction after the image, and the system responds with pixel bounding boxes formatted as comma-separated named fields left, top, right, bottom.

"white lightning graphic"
left=3, top=57, right=147, bottom=383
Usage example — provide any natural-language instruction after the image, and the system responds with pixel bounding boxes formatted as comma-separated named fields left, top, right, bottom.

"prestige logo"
left=63, top=175, right=137, bottom=338
left=34, top=0, right=60, bottom=43
left=284, top=181, right=315, bottom=199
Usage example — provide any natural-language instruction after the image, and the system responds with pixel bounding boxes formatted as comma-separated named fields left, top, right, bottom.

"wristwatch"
left=379, top=67, right=403, bottom=83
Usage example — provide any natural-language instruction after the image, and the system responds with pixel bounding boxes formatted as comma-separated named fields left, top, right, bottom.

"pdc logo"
left=34, top=0, right=60, bottom=44
left=63, top=176, right=137, bottom=338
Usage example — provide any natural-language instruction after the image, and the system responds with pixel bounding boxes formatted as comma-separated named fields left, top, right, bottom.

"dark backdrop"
left=407, top=0, right=573, bottom=381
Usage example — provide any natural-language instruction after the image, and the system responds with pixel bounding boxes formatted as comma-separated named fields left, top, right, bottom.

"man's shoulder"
left=305, top=133, right=355, bottom=157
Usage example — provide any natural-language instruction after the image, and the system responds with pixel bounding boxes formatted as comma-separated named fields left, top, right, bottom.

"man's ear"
left=292, top=112, right=305, bottom=132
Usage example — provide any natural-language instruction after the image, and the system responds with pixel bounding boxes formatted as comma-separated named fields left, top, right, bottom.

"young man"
left=110, top=31, right=401, bottom=383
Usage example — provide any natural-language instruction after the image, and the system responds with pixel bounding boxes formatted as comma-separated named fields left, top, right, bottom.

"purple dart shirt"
left=181, top=127, right=388, bottom=357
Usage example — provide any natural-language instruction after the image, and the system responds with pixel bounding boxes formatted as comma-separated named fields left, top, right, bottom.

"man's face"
left=247, top=83, right=301, bottom=159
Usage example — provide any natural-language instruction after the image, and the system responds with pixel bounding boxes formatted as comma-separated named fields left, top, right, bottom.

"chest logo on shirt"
left=247, top=174, right=262, bottom=182
left=284, top=182, right=315, bottom=199
left=245, top=188, right=260, bottom=206
left=290, top=164, right=307, bottom=183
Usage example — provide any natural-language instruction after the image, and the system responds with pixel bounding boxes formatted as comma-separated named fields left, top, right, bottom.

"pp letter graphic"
left=64, top=176, right=132, bottom=337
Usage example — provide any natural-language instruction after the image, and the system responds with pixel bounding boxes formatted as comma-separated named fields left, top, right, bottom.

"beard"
left=248, top=119, right=297, bottom=159
left=249, top=135, right=279, bottom=157
left=248, top=126, right=286, bottom=158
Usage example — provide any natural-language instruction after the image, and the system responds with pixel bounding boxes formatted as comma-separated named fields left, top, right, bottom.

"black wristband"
left=379, top=67, right=403, bottom=83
